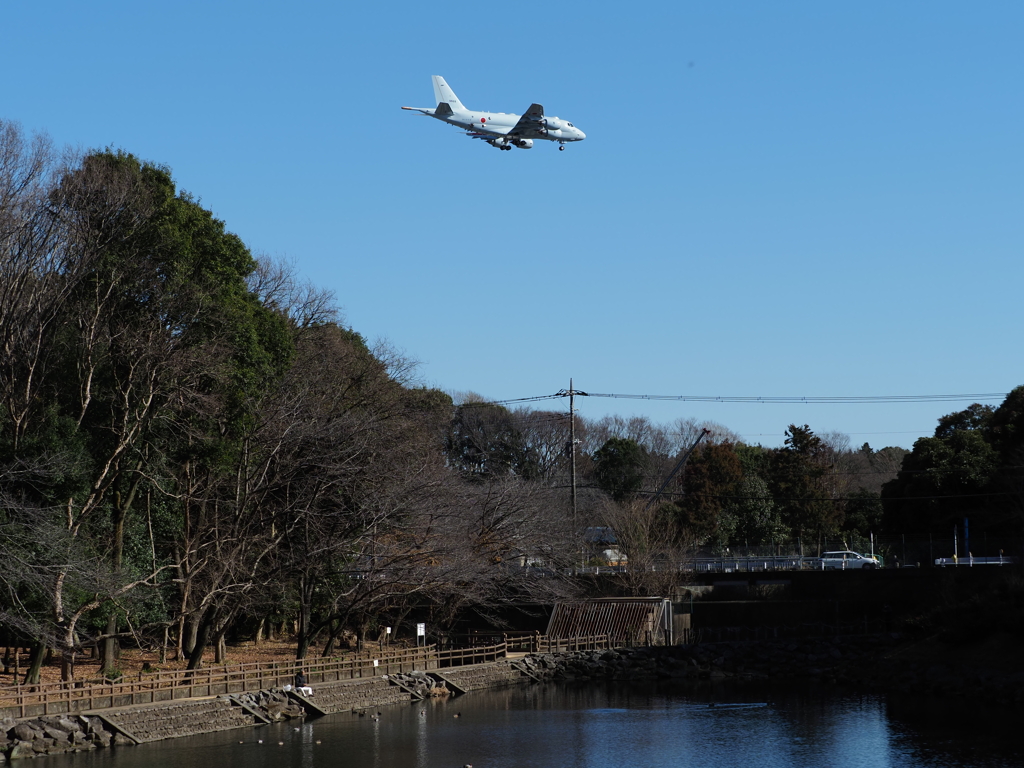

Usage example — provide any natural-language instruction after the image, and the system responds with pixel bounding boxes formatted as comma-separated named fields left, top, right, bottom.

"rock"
left=43, top=726, right=70, bottom=743
left=9, top=742, right=36, bottom=760
left=92, top=730, right=112, bottom=747
left=56, top=717, right=83, bottom=733
left=13, top=723, right=38, bottom=741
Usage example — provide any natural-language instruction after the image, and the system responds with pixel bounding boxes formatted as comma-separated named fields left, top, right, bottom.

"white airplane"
left=402, top=76, right=586, bottom=151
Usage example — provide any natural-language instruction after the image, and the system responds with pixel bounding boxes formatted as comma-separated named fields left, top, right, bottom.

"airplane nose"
left=577, top=129, right=586, bottom=140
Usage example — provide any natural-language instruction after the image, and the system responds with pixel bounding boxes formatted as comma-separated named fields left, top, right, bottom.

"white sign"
left=373, top=659, right=379, bottom=667
left=386, top=626, right=392, bottom=634
left=416, top=623, right=426, bottom=637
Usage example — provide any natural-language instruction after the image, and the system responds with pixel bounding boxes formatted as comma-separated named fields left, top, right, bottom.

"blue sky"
left=4, top=1, right=1022, bottom=448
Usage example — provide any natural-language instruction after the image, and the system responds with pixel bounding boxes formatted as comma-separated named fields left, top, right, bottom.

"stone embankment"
left=0, top=690, right=305, bottom=761
left=524, top=635, right=1024, bottom=705
left=388, top=670, right=449, bottom=698
left=0, top=715, right=121, bottom=761
left=309, top=677, right=409, bottom=713
left=434, top=661, right=526, bottom=692
left=0, top=662, right=532, bottom=761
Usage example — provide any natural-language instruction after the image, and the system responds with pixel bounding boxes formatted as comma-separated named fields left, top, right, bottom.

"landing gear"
left=558, top=145, right=565, bottom=151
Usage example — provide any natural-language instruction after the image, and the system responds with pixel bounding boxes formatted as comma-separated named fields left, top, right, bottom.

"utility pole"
left=561, top=379, right=587, bottom=527
left=569, top=379, right=578, bottom=526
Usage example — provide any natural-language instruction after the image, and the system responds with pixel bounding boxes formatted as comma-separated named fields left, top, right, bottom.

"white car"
left=819, top=551, right=881, bottom=570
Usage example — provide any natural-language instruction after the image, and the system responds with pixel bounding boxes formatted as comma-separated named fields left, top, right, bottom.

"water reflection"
left=40, top=681, right=1022, bottom=768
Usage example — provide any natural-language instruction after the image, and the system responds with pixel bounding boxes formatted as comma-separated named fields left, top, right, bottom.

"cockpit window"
left=568, top=123, right=574, bottom=127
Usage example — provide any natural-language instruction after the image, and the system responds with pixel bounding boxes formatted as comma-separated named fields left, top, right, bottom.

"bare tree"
left=598, top=497, right=685, bottom=597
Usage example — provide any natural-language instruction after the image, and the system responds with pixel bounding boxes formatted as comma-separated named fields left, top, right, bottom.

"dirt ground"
left=3, top=639, right=323, bottom=685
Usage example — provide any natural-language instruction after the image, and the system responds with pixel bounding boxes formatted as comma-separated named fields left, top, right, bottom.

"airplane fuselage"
left=438, top=109, right=584, bottom=143
left=402, top=76, right=586, bottom=151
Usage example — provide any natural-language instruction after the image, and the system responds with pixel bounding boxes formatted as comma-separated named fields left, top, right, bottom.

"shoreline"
left=4, top=634, right=1022, bottom=761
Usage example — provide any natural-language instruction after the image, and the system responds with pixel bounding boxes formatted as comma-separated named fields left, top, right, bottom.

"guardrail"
left=934, top=555, right=1019, bottom=567
left=570, top=557, right=823, bottom=575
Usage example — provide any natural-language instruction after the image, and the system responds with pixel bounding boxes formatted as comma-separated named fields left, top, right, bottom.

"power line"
left=566, top=483, right=1022, bottom=503
left=583, top=392, right=1008, bottom=405
left=457, top=393, right=563, bottom=407
left=739, top=430, right=929, bottom=437
left=463, top=389, right=1008, bottom=410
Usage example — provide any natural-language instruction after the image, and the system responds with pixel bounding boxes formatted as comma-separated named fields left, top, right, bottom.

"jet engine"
left=542, top=117, right=566, bottom=130
left=513, top=139, right=533, bottom=149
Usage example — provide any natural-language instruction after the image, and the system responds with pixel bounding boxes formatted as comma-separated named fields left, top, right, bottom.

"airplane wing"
left=508, top=104, right=546, bottom=138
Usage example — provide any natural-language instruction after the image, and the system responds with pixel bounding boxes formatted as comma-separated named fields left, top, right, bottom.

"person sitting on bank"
left=294, top=671, right=313, bottom=696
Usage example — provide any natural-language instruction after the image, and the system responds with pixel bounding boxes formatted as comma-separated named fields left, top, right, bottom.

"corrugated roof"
left=545, top=598, right=671, bottom=646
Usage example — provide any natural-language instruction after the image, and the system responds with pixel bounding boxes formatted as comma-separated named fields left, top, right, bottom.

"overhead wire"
left=565, top=483, right=1022, bottom=503
left=582, top=392, right=1008, bottom=404
left=457, top=389, right=1008, bottom=409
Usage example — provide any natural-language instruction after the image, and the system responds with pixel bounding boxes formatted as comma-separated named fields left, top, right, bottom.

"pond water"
left=40, top=680, right=1023, bottom=768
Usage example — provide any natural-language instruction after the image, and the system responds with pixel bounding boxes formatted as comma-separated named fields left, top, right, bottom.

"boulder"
left=13, top=723, right=38, bottom=742
left=42, top=726, right=70, bottom=743
left=92, top=730, right=112, bottom=748
left=8, top=742, right=36, bottom=760
left=56, top=717, right=83, bottom=734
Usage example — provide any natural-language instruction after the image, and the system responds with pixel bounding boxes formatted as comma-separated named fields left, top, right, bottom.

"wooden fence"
left=0, top=635, right=613, bottom=720
left=0, top=645, right=438, bottom=720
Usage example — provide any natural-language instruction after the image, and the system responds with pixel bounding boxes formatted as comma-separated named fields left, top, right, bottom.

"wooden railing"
left=501, top=632, right=611, bottom=654
left=0, top=634, right=614, bottom=720
left=435, top=642, right=507, bottom=668
left=0, top=645, right=438, bottom=720
left=535, top=634, right=611, bottom=653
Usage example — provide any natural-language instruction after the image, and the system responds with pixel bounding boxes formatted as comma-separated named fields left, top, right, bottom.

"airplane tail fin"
left=432, top=76, right=466, bottom=111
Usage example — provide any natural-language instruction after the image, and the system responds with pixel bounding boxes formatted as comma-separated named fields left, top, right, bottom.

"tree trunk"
left=61, top=649, right=74, bottom=682
left=187, top=620, right=211, bottom=670
left=321, top=619, right=342, bottom=657
left=101, top=615, right=118, bottom=675
left=101, top=486, right=132, bottom=676
left=23, top=643, right=45, bottom=685
left=296, top=575, right=310, bottom=660
left=182, top=617, right=199, bottom=660
left=187, top=608, right=217, bottom=670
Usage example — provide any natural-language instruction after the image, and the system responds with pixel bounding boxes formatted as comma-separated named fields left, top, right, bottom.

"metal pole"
left=569, top=379, right=577, bottom=526
left=643, top=428, right=711, bottom=512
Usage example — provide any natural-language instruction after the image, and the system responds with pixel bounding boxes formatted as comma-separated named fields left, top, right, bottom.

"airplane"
left=402, top=76, right=586, bottom=151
